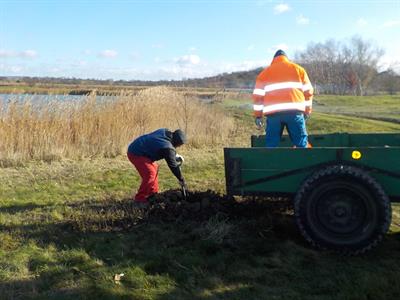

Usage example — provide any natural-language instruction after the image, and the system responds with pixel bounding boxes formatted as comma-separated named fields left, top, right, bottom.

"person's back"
left=128, top=128, right=173, bottom=161
left=252, top=50, right=313, bottom=147
left=254, top=53, right=312, bottom=116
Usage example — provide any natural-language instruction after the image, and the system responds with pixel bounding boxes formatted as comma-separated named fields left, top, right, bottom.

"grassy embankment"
left=1, top=89, right=400, bottom=299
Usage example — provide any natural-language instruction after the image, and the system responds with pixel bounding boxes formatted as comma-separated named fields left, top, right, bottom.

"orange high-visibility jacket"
left=252, top=55, right=313, bottom=117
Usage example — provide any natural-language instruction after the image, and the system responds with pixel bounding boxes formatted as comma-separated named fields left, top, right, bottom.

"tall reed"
left=0, top=87, right=235, bottom=162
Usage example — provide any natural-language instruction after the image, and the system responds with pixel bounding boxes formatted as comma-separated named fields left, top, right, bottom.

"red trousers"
left=127, top=153, right=159, bottom=202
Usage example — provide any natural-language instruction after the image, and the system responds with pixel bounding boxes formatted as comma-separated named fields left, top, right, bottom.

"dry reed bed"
left=0, top=87, right=235, bottom=162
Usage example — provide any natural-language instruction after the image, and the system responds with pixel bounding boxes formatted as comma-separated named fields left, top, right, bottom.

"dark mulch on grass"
left=65, top=190, right=294, bottom=234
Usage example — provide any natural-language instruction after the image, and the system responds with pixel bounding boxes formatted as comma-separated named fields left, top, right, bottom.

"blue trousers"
left=265, top=112, right=308, bottom=148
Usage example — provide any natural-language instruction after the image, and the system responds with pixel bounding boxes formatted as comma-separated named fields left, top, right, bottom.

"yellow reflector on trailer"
left=352, top=150, right=362, bottom=160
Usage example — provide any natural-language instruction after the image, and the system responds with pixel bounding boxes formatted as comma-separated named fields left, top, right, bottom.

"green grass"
left=307, top=112, right=400, bottom=134
left=1, top=156, right=399, bottom=299
left=315, top=94, right=400, bottom=122
left=1, top=155, right=399, bottom=299
left=2, top=94, right=400, bottom=299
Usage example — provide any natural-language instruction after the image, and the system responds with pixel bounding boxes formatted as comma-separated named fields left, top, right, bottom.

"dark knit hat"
left=274, top=49, right=287, bottom=58
left=172, top=129, right=187, bottom=146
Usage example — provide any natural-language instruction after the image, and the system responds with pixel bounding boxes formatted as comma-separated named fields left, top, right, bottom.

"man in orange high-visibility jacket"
left=252, top=50, right=313, bottom=147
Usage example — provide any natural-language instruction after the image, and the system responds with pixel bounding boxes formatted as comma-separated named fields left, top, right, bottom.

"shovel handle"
left=181, top=186, right=187, bottom=200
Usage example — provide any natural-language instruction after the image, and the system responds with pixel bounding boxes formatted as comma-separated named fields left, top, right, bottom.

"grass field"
left=314, top=94, right=400, bottom=123
left=1, top=91, right=400, bottom=299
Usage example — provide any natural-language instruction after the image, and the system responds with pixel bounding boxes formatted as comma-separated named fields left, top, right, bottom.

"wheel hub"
left=328, top=198, right=352, bottom=224
left=317, top=189, right=367, bottom=235
left=334, top=206, right=346, bottom=218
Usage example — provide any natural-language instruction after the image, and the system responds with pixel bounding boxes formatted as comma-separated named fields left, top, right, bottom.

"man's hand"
left=255, top=117, right=264, bottom=129
left=176, top=154, right=184, bottom=167
left=304, top=113, right=311, bottom=121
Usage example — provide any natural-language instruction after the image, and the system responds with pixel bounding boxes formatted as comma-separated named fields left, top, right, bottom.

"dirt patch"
left=65, top=189, right=294, bottom=234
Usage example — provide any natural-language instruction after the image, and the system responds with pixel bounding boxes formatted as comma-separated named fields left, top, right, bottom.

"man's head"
left=273, top=49, right=287, bottom=58
left=172, top=129, right=187, bottom=147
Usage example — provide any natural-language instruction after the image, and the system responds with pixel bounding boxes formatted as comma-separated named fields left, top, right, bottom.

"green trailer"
left=224, top=133, right=400, bottom=254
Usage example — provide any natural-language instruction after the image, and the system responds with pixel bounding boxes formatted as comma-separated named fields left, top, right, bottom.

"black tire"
left=294, top=164, right=391, bottom=255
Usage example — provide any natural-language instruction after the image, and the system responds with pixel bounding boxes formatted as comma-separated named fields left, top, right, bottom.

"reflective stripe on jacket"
left=252, top=55, right=313, bottom=117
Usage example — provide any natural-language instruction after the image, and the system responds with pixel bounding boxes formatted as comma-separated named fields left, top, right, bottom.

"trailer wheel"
left=294, top=165, right=391, bottom=255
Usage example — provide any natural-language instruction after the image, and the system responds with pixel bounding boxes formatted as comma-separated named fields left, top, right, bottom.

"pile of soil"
left=66, top=189, right=294, bottom=233
left=148, top=189, right=292, bottom=220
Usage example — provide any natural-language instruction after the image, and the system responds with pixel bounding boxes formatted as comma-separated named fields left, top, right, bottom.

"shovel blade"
left=182, top=186, right=187, bottom=201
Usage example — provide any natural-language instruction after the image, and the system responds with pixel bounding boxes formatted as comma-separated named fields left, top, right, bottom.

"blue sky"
left=1, top=0, right=399, bottom=80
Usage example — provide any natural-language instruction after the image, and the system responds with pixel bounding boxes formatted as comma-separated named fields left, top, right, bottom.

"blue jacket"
left=128, top=128, right=173, bottom=161
left=127, top=128, right=184, bottom=180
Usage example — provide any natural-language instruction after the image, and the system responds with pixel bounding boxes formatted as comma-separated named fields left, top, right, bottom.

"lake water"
left=0, top=93, right=115, bottom=105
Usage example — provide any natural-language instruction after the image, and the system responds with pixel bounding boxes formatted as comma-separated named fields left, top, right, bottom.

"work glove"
left=304, top=113, right=311, bottom=121
left=255, top=117, right=264, bottom=129
left=175, top=154, right=184, bottom=167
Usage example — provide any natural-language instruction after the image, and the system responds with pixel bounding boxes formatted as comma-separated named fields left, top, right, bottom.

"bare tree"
left=295, top=36, right=384, bottom=95
left=377, top=68, right=400, bottom=95
left=346, top=36, right=384, bottom=95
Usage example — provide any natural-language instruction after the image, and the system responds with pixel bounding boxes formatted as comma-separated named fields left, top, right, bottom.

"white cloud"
left=11, top=66, right=23, bottom=73
left=189, top=46, right=197, bottom=52
left=274, top=3, right=290, bottom=14
left=0, top=49, right=38, bottom=59
left=99, top=50, right=118, bottom=58
left=72, top=60, right=88, bottom=67
left=155, top=59, right=265, bottom=80
left=175, top=54, right=200, bottom=66
left=247, top=45, right=255, bottom=51
left=0, top=50, right=14, bottom=58
left=100, top=58, right=266, bottom=81
left=219, top=60, right=266, bottom=73
left=357, top=18, right=368, bottom=27
left=382, top=20, right=400, bottom=28
left=0, top=63, right=25, bottom=73
left=50, top=67, right=61, bottom=73
left=0, top=57, right=266, bottom=81
left=296, top=14, right=310, bottom=25
left=20, top=50, right=38, bottom=58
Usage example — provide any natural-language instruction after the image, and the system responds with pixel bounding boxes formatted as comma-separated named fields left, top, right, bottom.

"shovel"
left=177, top=158, right=188, bottom=201
left=181, top=184, right=188, bottom=201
